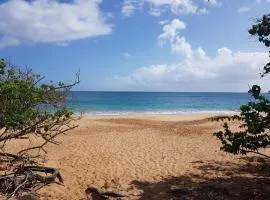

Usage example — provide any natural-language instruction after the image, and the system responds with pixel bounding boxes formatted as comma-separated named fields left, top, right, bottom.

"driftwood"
left=0, top=165, right=63, bottom=198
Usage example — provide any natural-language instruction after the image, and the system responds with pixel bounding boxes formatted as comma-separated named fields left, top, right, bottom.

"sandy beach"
left=17, top=114, right=269, bottom=199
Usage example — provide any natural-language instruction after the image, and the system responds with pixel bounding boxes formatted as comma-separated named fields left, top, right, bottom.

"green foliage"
left=213, top=13, right=270, bottom=158
left=0, top=60, right=73, bottom=132
left=0, top=60, right=79, bottom=196
left=0, top=59, right=79, bottom=154
left=249, top=14, right=270, bottom=77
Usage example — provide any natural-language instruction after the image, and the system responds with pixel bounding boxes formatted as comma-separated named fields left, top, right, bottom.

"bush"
left=0, top=59, right=79, bottom=197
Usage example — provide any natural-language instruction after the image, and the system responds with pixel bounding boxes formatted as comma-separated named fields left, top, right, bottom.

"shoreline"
left=75, top=111, right=238, bottom=122
left=74, top=110, right=238, bottom=117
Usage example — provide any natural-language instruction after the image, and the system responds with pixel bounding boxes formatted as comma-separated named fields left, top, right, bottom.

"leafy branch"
left=0, top=59, right=80, bottom=197
left=213, top=14, right=270, bottom=159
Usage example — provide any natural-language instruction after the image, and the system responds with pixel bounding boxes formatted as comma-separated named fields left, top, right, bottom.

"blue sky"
left=0, top=0, right=269, bottom=91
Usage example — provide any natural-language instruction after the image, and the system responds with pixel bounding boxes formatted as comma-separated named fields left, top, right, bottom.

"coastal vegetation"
left=0, top=59, right=79, bottom=197
left=214, top=13, right=270, bottom=158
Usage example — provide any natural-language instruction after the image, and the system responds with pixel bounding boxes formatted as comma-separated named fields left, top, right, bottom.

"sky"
left=0, top=0, right=269, bottom=92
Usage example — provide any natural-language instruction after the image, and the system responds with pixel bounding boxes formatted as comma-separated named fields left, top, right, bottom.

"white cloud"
left=159, top=20, right=169, bottom=25
left=56, top=42, right=69, bottom=47
left=197, top=8, right=208, bottom=14
left=121, top=0, right=144, bottom=16
left=111, top=18, right=269, bottom=92
left=149, top=7, right=163, bottom=16
left=0, top=0, right=112, bottom=48
left=121, top=0, right=136, bottom=16
left=237, top=6, right=250, bottom=12
left=256, top=0, right=270, bottom=3
left=159, top=19, right=186, bottom=40
left=171, top=36, right=194, bottom=58
left=123, top=52, right=132, bottom=57
left=121, top=0, right=215, bottom=17
left=112, top=49, right=268, bottom=92
left=145, top=0, right=197, bottom=15
left=0, top=36, right=20, bottom=48
left=158, top=19, right=201, bottom=59
left=204, top=0, right=222, bottom=6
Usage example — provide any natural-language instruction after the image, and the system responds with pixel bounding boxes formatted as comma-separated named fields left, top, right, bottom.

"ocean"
left=67, top=91, right=262, bottom=116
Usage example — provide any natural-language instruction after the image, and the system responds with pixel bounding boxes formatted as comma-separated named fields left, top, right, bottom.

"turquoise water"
left=67, top=92, right=262, bottom=115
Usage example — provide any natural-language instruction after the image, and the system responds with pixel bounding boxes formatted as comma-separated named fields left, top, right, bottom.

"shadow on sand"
left=130, top=156, right=270, bottom=200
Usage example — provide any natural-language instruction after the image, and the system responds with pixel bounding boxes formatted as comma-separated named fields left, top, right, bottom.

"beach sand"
left=13, top=114, right=270, bottom=199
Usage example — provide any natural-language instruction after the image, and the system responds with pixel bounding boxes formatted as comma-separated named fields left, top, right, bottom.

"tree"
left=0, top=59, right=79, bottom=197
left=213, top=14, right=270, bottom=158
